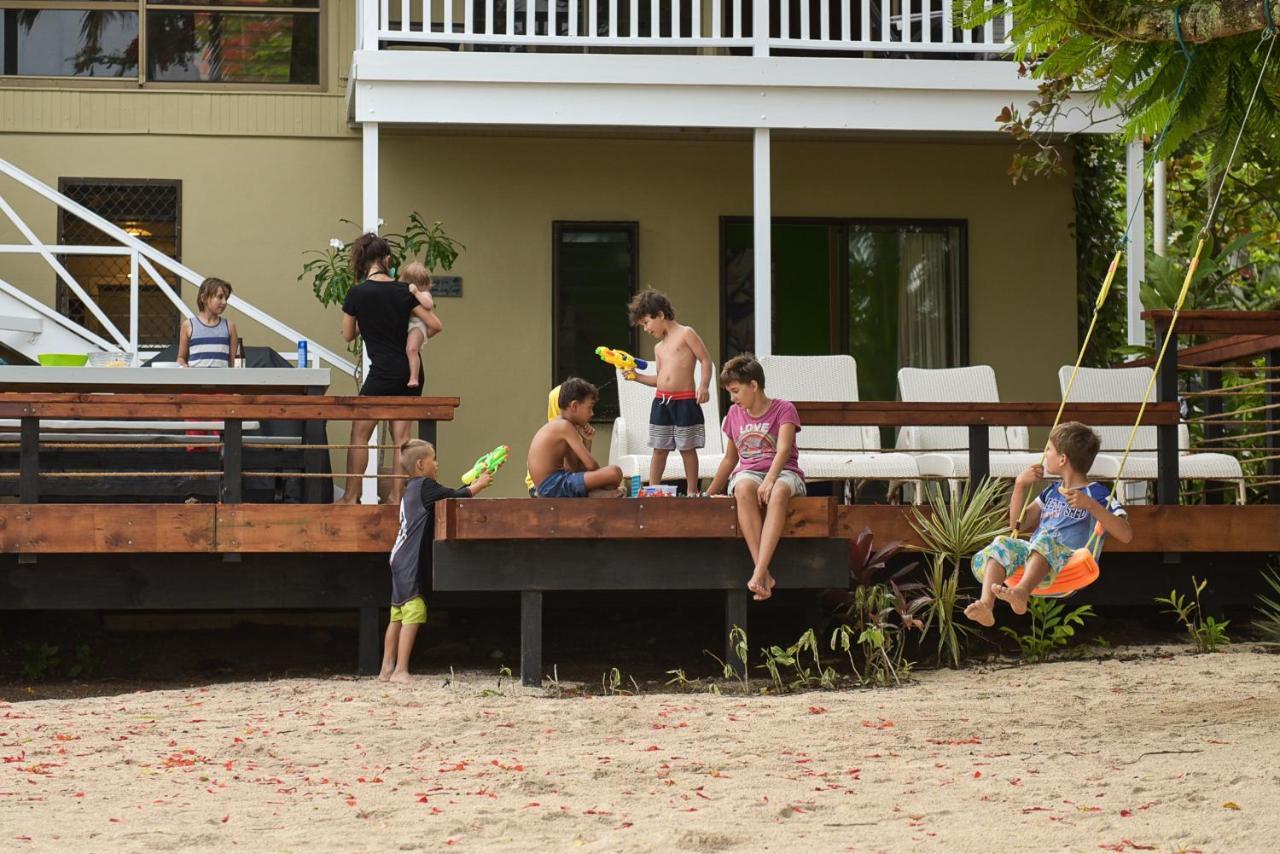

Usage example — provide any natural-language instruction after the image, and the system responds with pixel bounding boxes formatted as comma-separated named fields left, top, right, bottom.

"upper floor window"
left=0, top=0, right=320, bottom=86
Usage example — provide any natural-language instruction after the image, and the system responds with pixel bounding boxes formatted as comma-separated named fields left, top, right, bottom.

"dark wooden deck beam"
left=0, top=392, right=460, bottom=421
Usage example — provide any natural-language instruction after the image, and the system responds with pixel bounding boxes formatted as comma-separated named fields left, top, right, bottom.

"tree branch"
left=1076, top=0, right=1279, bottom=44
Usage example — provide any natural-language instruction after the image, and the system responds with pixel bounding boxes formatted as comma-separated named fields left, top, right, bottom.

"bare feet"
left=748, top=569, right=774, bottom=601
left=377, top=667, right=393, bottom=682
left=389, top=670, right=412, bottom=684
left=336, top=494, right=359, bottom=506
left=407, top=376, right=420, bottom=388
left=993, top=583, right=1031, bottom=615
left=963, top=599, right=995, bottom=627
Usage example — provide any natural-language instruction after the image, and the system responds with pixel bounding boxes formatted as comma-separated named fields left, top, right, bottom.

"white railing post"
left=361, top=122, right=381, bottom=505
left=753, top=127, right=772, bottom=357
left=1153, top=159, right=1167, bottom=257
left=362, top=0, right=381, bottom=49
left=752, top=0, right=767, bottom=53
left=128, top=250, right=139, bottom=353
left=1125, top=139, right=1146, bottom=347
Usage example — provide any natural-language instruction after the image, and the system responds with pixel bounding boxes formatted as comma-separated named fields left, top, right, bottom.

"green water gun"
left=462, top=444, right=509, bottom=485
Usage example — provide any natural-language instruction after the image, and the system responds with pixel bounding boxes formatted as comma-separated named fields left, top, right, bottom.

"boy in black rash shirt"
left=380, top=439, right=492, bottom=683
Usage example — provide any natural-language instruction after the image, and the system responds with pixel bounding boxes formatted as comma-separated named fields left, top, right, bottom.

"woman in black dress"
left=338, top=233, right=440, bottom=504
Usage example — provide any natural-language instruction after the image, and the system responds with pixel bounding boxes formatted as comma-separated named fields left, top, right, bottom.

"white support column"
left=1124, top=139, right=1146, bottom=347
left=128, top=250, right=139, bottom=353
left=361, top=121, right=380, bottom=505
left=753, top=127, right=772, bottom=357
left=1153, top=159, right=1167, bottom=257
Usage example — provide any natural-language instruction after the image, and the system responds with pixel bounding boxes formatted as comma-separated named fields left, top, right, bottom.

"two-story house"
left=0, top=1, right=1131, bottom=495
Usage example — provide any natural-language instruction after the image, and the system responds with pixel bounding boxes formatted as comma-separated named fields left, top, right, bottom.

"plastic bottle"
left=297, top=339, right=308, bottom=369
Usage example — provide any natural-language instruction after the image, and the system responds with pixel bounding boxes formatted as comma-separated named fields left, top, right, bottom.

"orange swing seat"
left=1004, top=522, right=1104, bottom=599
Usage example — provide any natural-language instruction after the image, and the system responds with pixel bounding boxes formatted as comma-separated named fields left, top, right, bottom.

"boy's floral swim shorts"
left=971, top=532, right=1076, bottom=588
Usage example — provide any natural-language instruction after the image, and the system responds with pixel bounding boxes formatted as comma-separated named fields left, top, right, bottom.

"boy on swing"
left=964, top=422, right=1133, bottom=627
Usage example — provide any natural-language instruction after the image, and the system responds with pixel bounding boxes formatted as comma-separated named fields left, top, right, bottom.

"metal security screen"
left=57, top=178, right=182, bottom=349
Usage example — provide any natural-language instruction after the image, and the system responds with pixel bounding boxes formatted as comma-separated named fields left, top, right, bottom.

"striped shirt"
left=187, top=316, right=231, bottom=367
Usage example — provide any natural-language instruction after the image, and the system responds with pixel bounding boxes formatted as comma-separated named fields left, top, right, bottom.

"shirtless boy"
left=625, top=289, right=714, bottom=495
left=527, top=378, right=624, bottom=498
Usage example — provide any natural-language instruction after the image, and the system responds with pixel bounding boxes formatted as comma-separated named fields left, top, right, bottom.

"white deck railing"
left=0, top=158, right=356, bottom=377
left=362, top=0, right=1010, bottom=54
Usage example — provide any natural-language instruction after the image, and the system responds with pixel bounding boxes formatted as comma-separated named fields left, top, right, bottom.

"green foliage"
left=831, top=583, right=920, bottom=687
left=66, top=642, right=99, bottom=680
left=704, top=625, right=751, bottom=692
left=1072, top=135, right=1130, bottom=367
left=601, top=666, right=639, bottom=695
left=20, top=642, right=61, bottom=681
left=911, top=479, right=1009, bottom=568
left=298, top=213, right=464, bottom=359
left=758, top=628, right=838, bottom=694
left=964, top=1, right=1280, bottom=180
left=999, top=598, right=1095, bottom=662
left=910, top=479, right=1007, bottom=667
left=1252, top=564, right=1280, bottom=642
left=1156, top=576, right=1231, bottom=652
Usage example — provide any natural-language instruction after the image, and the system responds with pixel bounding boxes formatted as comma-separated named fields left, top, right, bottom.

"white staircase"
left=0, top=157, right=356, bottom=374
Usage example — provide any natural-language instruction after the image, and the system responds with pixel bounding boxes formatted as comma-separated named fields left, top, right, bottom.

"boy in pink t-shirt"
left=708, top=354, right=807, bottom=601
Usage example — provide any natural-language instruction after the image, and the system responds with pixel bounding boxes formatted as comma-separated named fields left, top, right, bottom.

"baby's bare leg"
left=964, top=558, right=1005, bottom=627
left=390, top=622, right=420, bottom=683
left=679, top=448, right=700, bottom=495
left=405, top=327, right=425, bottom=388
left=994, top=551, right=1049, bottom=615
left=648, top=449, right=670, bottom=487
left=380, top=620, right=400, bottom=681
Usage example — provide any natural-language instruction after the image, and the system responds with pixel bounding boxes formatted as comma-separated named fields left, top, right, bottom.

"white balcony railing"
left=361, top=0, right=1011, bottom=55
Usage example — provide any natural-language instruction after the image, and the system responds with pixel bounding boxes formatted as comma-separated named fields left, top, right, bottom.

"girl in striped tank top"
left=179, top=277, right=238, bottom=367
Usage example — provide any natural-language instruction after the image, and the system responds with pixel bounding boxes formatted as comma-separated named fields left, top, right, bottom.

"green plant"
left=601, top=667, right=639, bottom=696
left=1156, top=577, right=1231, bottom=653
left=66, top=642, right=99, bottom=679
left=910, top=479, right=1007, bottom=667
left=999, top=598, right=1095, bottom=662
left=299, top=213, right=464, bottom=361
left=20, top=642, right=61, bottom=681
left=704, top=625, right=750, bottom=692
left=756, top=629, right=836, bottom=694
left=1253, top=565, right=1280, bottom=642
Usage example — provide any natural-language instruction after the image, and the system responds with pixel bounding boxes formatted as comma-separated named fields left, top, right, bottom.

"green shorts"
left=972, top=533, right=1076, bottom=588
left=390, top=596, right=427, bottom=625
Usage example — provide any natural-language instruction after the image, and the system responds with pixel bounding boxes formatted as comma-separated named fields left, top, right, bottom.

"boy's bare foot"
left=389, top=671, right=412, bottom=684
left=336, top=494, right=359, bottom=506
left=993, top=584, right=1031, bottom=615
left=963, top=599, right=995, bottom=627
left=407, top=377, right=420, bottom=388
left=377, top=667, right=393, bottom=682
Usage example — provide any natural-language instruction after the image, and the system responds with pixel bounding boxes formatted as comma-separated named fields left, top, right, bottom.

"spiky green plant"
left=1252, top=564, right=1280, bottom=642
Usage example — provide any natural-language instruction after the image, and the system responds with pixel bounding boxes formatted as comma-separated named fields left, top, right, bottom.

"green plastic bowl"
left=38, top=353, right=90, bottom=367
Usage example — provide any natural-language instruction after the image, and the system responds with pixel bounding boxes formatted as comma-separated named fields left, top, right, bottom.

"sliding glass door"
left=722, top=218, right=966, bottom=403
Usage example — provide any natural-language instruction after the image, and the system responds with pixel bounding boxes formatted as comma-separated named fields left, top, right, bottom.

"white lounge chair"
left=608, top=361, right=726, bottom=485
left=896, top=365, right=1120, bottom=481
left=759, top=355, right=951, bottom=502
left=1057, top=366, right=1247, bottom=504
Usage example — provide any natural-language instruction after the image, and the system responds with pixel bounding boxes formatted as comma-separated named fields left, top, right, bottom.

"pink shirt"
left=722, top=397, right=804, bottom=478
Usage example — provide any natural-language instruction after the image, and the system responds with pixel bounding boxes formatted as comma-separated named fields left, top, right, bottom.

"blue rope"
left=1174, top=4, right=1191, bottom=59
left=1265, top=1, right=1277, bottom=37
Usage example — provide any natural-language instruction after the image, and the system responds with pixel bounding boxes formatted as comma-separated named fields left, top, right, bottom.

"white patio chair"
left=759, top=355, right=951, bottom=503
left=1057, top=366, right=1247, bottom=504
left=607, top=361, right=726, bottom=485
left=896, top=365, right=1120, bottom=481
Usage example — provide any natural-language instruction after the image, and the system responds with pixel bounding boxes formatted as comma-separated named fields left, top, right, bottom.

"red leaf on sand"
left=808, top=707, right=827, bottom=715
left=108, top=818, right=122, bottom=824
left=53, top=733, right=78, bottom=742
left=861, top=719, right=895, bottom=729
left=1120, top=809, right=1132, bottom=817
left=224, top=761, right=233, bottom=771
left=220, top=815, right=229, bottom=824
left=973, top=771, right=982, bottom=779
left=525, top=802, right=540, bottom=808
left=74, top=792, right=84, bottom=798
left=644, top=746, right=660, bottom=752
left=346, top=797, right=357, bottom=807
left=418, top=796, right=430, bottom=803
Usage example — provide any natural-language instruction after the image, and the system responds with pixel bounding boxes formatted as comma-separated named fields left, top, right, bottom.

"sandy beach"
left=3, top=646, right=1277, bottom=852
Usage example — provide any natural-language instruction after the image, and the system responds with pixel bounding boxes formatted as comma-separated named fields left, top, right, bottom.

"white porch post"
left=1153, top=159, right=1167, bottom=257
left=753, top=127, right=772, bottom=357
left=360, top=121, right=380, bottom=505
left=1124, top=139, right=1146, bottom=347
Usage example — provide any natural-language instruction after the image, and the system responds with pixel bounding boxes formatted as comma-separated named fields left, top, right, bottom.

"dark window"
left=722, top=217, right=967, bottom=405
left=552, top=221, right=638, bottom=421
left=0, top=1, right=319, bottom=85
left=0, top=8, right=139, bottom=77
left=57, top=178, right=182, bottom=349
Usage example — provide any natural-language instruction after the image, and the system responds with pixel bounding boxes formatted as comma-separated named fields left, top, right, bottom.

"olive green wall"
left=0, top=131, right=1077, bottom=496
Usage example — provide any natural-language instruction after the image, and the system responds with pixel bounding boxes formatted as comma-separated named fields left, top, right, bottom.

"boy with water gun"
left=622, top=289, right=713, bottom=496
left=382, top=439, right=494, bottom=683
